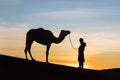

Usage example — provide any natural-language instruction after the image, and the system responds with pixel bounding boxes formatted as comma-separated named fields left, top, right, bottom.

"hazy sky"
left=0, top=0, right=120, bottom=70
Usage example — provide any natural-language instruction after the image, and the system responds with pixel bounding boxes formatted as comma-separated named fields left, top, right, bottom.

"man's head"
left=79, top=38, right=84, bottom=43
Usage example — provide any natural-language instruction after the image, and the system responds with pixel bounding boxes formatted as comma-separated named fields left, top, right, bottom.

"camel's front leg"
left=46, top=44, right=51, bottom=63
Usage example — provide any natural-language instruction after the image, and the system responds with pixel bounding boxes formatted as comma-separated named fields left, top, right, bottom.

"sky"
left=0, top=0, right=120, bottom=70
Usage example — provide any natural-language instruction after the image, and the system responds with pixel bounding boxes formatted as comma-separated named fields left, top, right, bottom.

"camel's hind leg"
left=24, top=38, right=35, bottom=60
left=24, top=46, right=28, bottom=60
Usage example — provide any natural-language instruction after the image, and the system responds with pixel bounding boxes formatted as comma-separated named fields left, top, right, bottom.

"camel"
left=24, top=28, right=70, bottom=63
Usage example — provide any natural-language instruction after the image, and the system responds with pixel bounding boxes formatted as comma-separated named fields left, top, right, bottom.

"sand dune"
left=0, top=54, right=120, bottom=80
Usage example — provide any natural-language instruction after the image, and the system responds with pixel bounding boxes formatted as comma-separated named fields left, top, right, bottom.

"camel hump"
left=36, top=28, right=51, bottom=34
left=27, top=28, right=45, bottom=34
left=38, top=28, right=44, bottom=30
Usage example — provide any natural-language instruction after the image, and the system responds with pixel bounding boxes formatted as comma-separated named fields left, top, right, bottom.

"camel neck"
left=53, top=31, right=66, bottom=44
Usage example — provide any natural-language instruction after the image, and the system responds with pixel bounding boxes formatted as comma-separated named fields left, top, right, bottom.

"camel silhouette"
left=24, top=28, right=70, bottom=63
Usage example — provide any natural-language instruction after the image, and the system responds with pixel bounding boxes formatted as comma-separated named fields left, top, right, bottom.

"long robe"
left=78, top=42, right=86, bottom=62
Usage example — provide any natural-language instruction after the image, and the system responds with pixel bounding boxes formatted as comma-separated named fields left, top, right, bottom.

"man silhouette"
left=78, top=38, right=86, bottom=69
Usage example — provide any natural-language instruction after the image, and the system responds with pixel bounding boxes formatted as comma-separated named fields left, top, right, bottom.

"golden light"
left=71, top=64, right=91, bottom=69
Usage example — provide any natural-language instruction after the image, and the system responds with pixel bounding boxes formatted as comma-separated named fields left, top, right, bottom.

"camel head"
left=61, top=30, right=71, bottom=37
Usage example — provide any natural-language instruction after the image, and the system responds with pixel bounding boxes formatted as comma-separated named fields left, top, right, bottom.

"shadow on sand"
left=0, top=54, right=120, bottom=80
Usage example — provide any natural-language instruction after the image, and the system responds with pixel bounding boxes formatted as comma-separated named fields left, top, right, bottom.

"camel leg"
left=24, top=45, right=28, bottom=60
left=25, top=38, right=35, bottom=61
left=27, top=43, right=35, bottom=61
left=46, top=44, right=51, bottom=63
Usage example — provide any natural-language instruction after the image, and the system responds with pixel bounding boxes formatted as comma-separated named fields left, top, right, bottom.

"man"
left=78, top=38, right=86, bottom=69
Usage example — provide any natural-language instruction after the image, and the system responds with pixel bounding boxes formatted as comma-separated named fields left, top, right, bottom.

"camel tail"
left=24, top=32, right=31, bottom=59
left=24, top=46, right=27, bottom=54
left=24, top=31, right=30, bottom=54
left=24, top=33, right=28, bottom=54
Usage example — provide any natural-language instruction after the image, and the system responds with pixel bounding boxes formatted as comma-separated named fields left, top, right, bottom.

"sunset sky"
left=0, top=0, right=120, bottom=70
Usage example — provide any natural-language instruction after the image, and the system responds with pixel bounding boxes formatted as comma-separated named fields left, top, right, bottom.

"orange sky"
left=0, top=26, right=120, bottom=70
